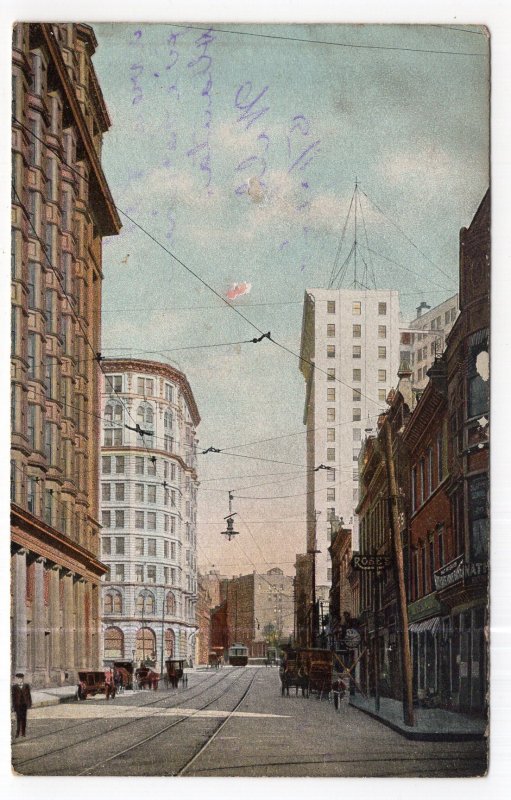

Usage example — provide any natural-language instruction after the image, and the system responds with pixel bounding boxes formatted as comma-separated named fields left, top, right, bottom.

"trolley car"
left=228, top=643, right=249, bottom=666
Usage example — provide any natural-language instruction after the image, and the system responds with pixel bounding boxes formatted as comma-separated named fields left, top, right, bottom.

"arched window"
left=165, top=628, right=175, bottom=656
left=104, top=626, right=124, bottom=659
left=104, top=591, right=122, bottom=615
left=136, top=627, right=156, bottom=663
left=136, top=591, right=155, bottom=615
left=104, top=402, right=123, bottom=446
left=136, top=403, right=154, bottom=446
left=166, top=591, right=176, bottom=614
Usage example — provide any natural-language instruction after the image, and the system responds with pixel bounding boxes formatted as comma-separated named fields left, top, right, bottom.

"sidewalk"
left=349, top=694, right=487, bottom=741
left=31, top=686, right=78, bottom=708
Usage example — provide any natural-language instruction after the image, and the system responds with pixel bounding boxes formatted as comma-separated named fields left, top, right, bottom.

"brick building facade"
left=11, top=23, right=121, bottom=687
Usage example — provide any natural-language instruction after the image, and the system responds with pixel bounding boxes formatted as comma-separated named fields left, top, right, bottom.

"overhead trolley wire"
left=167, top=23, right=487, bottom=57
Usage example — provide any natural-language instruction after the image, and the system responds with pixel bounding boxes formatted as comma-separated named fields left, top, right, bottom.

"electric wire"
left=168, top=23, right=487, bottom=57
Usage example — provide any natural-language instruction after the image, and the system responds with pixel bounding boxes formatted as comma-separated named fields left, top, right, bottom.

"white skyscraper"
left=300, top=288, right=400, bottom=592
left=99, top=358, right=200, bottom=672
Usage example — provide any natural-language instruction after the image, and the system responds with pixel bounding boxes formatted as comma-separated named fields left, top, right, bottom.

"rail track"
left=13, top=667, right=244, bottom=772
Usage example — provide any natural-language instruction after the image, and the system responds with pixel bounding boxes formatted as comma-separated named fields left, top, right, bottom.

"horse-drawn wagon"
left=113, top=660, right=134, bottom=691
left=279, top=649, right=309, bottom=697
left=298, top=648, right=335, bottom=700
left=77, top=670, right=115, bottom=700
left=208, top=651, right=221, bottom=669
left=135, top=664, right=160, bottom=690
left=165, top=658, right=187, bottom=688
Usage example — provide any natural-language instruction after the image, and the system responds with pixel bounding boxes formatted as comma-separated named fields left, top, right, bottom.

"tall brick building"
left=11, top=23, right=121, bottom=687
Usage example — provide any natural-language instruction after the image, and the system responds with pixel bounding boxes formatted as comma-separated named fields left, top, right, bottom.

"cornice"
left=102, top=358, right=201, bottom=426
left=11, top=503, right=107, bottom=580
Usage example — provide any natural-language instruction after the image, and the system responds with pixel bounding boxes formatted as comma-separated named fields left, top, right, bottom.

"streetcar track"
left=77, top=667, right=254, bottom=776
left=13, top=668, right=240, bottom=769
left=176, top=669, right=258, bottom=776
left=11, top=671, right=215, bottom=746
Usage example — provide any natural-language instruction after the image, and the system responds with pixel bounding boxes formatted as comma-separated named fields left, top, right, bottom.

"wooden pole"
left=373, top=561, right=380, bottom=712
left=383, top=418, right=415, bottom=727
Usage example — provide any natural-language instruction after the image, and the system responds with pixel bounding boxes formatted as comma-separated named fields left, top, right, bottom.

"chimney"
left=416, top=301, right=431, bottom=318
left=397, top=362, right=414, bottom=409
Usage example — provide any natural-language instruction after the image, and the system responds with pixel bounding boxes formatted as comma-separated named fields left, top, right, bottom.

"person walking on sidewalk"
left=11, top=673, right=32, bottom=738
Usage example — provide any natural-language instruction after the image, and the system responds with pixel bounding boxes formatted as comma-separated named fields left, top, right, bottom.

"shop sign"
left=351, top=554, right=392, bottom=571
left=434, top=555, right=464, bottom=591
left=408, top=593, right=442, bottom=622
left=464, top=561, right=488, bottom=581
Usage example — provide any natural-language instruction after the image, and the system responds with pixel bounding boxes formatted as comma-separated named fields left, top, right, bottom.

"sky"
left=90, top=22, right=489, bottom=580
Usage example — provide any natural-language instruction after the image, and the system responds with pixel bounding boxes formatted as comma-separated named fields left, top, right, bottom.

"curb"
left=32, top=691, right=78, bottom=709
left=349, top=699, right=486, bottom=742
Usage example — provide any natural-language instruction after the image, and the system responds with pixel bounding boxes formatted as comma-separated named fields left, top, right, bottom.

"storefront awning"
left=409, top=617, right=441, bottom=634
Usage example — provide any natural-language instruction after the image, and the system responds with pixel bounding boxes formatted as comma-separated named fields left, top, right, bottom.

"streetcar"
left=228, top=644, right=249, bottom=666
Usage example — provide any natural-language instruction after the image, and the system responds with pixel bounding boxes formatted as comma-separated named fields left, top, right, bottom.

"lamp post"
left=140, top=587, right=151, bottom=666
left=160, top=587, right=166, bottom=679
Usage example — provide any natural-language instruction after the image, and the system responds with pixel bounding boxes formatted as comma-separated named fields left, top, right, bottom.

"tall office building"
left=11, top=23, right=120, bottom=687
left=100, top=359, right=200, bottom=672
left=300, top=289, right=400, bottom=592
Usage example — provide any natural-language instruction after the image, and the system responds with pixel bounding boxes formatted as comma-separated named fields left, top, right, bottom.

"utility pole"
left=308, top=510, right=321, bottom=648
left=383, top=418, right=415, bottom=727
left=373, top=563, right=381, bottom=713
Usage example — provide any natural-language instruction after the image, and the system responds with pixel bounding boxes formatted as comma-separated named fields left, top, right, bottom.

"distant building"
left=299, top=288, right=401, bottom=596
left=328, top=520, right=358, bottom=649
left=225, top=568, right=294, bottom=656
left=99, top=358, right=200, bottom=671
left=11, top=23, right=121, bottom=687
left=400, top=295, right=459, bottom=390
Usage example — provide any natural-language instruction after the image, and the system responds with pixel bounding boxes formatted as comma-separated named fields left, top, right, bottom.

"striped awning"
left=409, top=617, right=441, bottom=634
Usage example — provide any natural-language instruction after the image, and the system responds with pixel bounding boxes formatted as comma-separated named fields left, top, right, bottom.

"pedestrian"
left=114, top=668, right=122, bottom=694
left=105, top=669, right=115, bottom=700
left=12, top=673, right=32, bottom=739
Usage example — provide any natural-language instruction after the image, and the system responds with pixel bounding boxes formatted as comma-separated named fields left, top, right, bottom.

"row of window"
left=326, top=376, right=387, bottom=403
left=106, top=374, right=175, bottom=403
left=327, top=300, right=388, bottom=316
left=327, top=344, right=388, bottom=358
left=102, top=482, right=177, bottom=507
left=104, top=590, right=179, bottom=615
left=409, top=527, right=446, bottom=601
left=102, top=535, right=179, bottom=560
left=101, top=455, right=181, bottom=481
left=102, top=509, right=183, bottom=532
left=411, top=430, right=445, bottom=513
left=105, top=563, right=183, bottom=585
left=327, top=324, right=388, bottom=339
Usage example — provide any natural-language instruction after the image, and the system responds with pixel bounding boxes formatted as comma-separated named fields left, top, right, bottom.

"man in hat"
left=11, top=673, right=32, bottom=738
